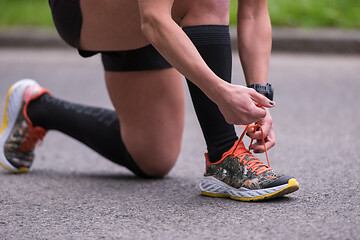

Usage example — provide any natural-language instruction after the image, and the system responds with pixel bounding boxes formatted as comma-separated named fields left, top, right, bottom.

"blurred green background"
left=1, top=0, right=359, bottom=29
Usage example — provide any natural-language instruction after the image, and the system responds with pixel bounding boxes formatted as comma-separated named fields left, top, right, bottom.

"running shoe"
left=0, top=79, right=50, bottom=173
left=200, top=125, right=299, bottom=201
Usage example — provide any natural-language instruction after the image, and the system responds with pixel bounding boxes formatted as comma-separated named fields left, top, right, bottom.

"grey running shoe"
left=0, top=79, right=49, bottom=173
left=200, top=139, right=299, bottom=201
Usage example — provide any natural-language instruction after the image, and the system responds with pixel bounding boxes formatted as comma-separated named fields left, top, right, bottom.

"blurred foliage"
left=0, top=0, right=359, bottom=29
left=0, top=0, right=54, bottom=28
left=231, top=0, right=360, bottom=28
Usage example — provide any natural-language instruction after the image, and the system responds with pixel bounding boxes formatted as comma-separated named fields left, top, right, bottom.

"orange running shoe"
left=200, top=126, right=299, bottom=201
left=0, top=79, right=50, bottom=173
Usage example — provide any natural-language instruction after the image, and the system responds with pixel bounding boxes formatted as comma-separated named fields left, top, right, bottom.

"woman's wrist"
left=202, top=78, right=231, bottom=105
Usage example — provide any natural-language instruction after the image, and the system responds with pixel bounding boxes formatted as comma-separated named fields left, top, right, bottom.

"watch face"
left=248, top=83, right=274, bottom=101
left=256, top=85, right=269, bottom=92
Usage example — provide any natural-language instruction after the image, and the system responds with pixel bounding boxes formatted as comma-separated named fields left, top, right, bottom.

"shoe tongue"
left=221, top=139, right=268, bottom=171
left=233, top=140, right=247, bottom=154
left=221, top=139, right=247, bottom=159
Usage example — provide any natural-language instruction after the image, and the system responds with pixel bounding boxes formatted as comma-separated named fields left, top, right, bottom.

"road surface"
left=0, top=48, right=359, bottom=239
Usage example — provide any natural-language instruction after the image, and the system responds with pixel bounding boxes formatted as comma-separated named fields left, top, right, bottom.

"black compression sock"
left=27, top=93, right=148, bottom=177
left=183, top=25, right=238, bottom=163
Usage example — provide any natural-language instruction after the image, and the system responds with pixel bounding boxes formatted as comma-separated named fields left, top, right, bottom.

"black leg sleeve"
left=183, top=25, right=238, bottom=163
left=27, top=94, right=148, bottom=177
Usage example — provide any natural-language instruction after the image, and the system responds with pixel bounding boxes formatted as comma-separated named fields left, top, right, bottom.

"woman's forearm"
left=237, top=0, right=272, bottom=85
left=138, top=0, right=227, bottom=103
left=137, top=0, right=274, bottom=126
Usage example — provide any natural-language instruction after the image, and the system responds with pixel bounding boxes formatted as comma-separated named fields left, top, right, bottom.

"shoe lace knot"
left=232, top=121, right=272, bottom=176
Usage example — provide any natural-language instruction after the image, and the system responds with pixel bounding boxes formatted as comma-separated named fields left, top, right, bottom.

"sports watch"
left=247, top=83, right=274, bottom=101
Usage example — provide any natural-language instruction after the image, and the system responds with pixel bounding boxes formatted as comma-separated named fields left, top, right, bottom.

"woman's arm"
left=138, top=0, right=274, bottom=125
left=237, top=0, right=272, bottom=85
left=237, top=0, right=275, bottom=151
left=139, top=0, right=222, bottom=97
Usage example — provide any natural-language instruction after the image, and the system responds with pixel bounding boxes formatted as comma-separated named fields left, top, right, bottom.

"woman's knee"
left=133, top=141, right=182, bottom=178
left=105, top=69, right=184, bottom=178
left=119, top=109, right=184, bottom=178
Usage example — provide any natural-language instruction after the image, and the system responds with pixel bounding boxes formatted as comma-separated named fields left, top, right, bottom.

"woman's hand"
left=246, top=108, right=276, bottom=153
left=213, top=83, right=275, bottom=126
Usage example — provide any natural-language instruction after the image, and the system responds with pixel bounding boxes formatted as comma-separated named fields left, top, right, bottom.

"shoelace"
left=20, top=126, right=46, bottom=152
left=232, top=121, right=271, bottom=175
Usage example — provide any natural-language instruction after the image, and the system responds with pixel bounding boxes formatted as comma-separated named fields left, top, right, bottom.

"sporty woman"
left=0, top=0, right=299, bottom=201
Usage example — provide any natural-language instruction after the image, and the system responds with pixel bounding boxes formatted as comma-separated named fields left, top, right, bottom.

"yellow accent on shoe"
left=201, top=178, right=299, bottom=202
left=0, top=84, right=14, bottom=135
left=201, top=192, right=229, bottom=198
left=0, top=161, right=29, bottom=173
left=230, top=178, right=299, bottom=201
left=0, top=83, right=31, bottom=174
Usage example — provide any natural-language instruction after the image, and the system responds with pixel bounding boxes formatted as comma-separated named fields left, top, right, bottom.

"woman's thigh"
left=105, top=69, right=185, bottom=176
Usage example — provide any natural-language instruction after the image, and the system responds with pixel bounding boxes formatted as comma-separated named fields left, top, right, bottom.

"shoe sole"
left=200, top=176, right=299, bottom=202
left=0, top=79, right=38, bottom=173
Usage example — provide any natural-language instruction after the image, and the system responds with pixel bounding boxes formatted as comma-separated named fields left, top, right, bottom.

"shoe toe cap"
left=265, top=176, right=295, bottom=188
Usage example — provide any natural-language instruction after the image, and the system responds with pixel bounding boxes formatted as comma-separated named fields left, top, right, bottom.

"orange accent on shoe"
left=19, top=125, right=47, bottom=152
left=207, top=121, right=272, bottom=176
left=22, top=86, right=51, bottom=127
left=204, top=153, right=210, bottom=175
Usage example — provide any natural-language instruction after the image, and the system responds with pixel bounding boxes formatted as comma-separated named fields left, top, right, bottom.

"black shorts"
left=48, top=0, right=171, bottom=71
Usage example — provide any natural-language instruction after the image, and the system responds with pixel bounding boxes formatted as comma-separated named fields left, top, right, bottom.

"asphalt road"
left=0, top=48, right=359, bottom=239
